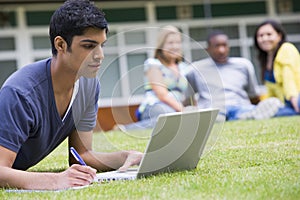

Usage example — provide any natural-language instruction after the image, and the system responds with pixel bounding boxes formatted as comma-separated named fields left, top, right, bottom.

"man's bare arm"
left=68, top=130, right=143, bottom=172
left=0, top=145, right=96, bottom=190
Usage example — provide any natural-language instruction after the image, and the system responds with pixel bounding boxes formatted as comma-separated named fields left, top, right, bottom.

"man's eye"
left=83, top=44, right=96, bottom=49
left=101, top=41, right=107, bottom=48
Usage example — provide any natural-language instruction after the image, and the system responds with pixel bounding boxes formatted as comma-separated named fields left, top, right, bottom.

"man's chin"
left=79, top=73, right=98, bottom=79
left=85, top=74, right=97, bottom=79
left=216, top=58, right=228, bottom=64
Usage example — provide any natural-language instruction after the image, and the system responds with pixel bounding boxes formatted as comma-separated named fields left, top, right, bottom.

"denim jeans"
left=123, top=102, right=177, bottom=130
left=275, top=93, right=300, bottom=117
left=225, top=104, right=255, bottom=121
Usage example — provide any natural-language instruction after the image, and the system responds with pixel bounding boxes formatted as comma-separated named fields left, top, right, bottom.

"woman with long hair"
left=114, top=25, right=190, bottom=131
left=254, top=19, right=300, bottom=116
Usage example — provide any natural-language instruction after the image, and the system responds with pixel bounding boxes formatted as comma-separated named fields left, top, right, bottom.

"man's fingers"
left=118, top=160, right=131, bottom=172
left=118, top=151, right=143, bottom=172
left=69, top=164, right=97, bottom=183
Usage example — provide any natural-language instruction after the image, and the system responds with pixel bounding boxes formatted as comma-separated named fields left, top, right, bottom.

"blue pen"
left=70, top=147, right=87, bottom=166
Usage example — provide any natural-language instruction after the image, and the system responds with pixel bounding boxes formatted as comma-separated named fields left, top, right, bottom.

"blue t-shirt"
left=0, top=58, right=99, bottom=170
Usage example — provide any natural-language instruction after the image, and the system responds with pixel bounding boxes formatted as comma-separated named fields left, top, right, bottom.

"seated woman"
left=254, top=19, right=300, bottom=116
left=114, top=25, right=190, bottom=131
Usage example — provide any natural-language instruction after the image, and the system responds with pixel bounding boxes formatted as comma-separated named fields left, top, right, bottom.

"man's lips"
left=88, top=63, right=101, bottom=68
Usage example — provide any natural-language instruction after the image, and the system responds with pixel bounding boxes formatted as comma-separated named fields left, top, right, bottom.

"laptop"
left=96, top=108, right=219, bottom=182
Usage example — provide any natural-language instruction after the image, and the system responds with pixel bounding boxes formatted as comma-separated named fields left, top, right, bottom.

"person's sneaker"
left=238, top=97, right=283, bottom=120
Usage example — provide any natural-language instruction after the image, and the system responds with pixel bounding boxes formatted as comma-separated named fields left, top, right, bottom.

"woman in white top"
left=115, top=25, right=190, bottom=131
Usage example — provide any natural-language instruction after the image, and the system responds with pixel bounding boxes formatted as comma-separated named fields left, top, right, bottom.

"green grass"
left=1, top=116, right=299, bottom=200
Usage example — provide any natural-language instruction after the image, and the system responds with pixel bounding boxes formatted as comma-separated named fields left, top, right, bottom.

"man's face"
left=64, top=28, right=107, bottom=78
left=207, top=34, right=229, bottom=64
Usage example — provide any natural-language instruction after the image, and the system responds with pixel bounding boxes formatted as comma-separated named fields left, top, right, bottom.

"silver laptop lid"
left=137, top=108, right=219, bottom=178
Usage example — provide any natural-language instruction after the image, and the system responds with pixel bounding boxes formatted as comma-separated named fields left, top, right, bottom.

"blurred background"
left=0, top=0, right=299, bottom=130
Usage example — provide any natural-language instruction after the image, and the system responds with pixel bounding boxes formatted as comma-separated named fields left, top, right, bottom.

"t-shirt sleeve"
left=0, top=87, right=34, bottom=153
left=144, top=58, right=161, bottom=72
left=75, top=79, right=99, bottom=132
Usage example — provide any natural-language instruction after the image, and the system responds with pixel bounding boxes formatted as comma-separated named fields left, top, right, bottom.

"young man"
left=185, top=30, right=282, bottom=121
left=0, top=0, right=142, bottom=190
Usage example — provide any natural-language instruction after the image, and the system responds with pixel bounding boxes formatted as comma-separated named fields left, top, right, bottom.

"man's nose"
left=93, top=45, right=104, bottom=60
left=218, top=46, right=226, bottom=53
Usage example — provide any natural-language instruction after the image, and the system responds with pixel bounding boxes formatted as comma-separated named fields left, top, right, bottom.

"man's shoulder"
left=2, top=58, right=50, bottom=90
left=228, top=57, right=251, bottom=64
left=78, top=77, right=100, bottom=97
left=11, top=58, right=49, bottom=76
left=189, top=58, right=212, bottom=70
left=20, top=58, right=49, bottom=71
left=191, top=57, right=211, bottom=65
left=228, top=57, right=254, bottom=70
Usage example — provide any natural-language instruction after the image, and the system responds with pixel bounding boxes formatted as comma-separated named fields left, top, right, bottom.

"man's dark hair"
left=49, top=0, right=108, bottom=56
left=206, top=29, right=227, bottom=45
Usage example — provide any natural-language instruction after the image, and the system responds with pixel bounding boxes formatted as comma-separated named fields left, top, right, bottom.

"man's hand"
left=57, top=164, right=97, bottom=189
left=118, top=151, right=143, bottom=172
left=0, top=164, right=96, bottom=190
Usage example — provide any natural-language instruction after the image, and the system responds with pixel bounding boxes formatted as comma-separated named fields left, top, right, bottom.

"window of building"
left=156, top=6, right=177, bottom=20
left=26, top=11, right=54, bottom=26
left=0, top=37, right=15, bottom=51
left=124, top=31, right=146, bottom=45
left=32, top=35, right=51, bottom=49
left=106, top=31, right=118, bottom=47
left=0, top=60, right=17, bottom=86
left=0, top=37, right=17, bottom=87
left=127, top=53, right=147, bottom=95
left=282, top=22, right=300, bottom=34
left=211, top=2, right=266, bottom=17
left=103, top=8, right=146, bottom=23
left=191, top=48, right=209, bottom=62
left=0, top=11, right=16, bottom=27
left=98, top=54, right=121, bottom=98
left=192, top=5, right=205, bottom=18
left=292, top=0, right=300, bottom=11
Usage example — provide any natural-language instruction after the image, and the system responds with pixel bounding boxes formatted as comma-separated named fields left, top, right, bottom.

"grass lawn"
left=1, top=116, right=299, bottom=200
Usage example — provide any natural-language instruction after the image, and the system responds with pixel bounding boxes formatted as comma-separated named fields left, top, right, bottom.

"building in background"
left=0, top=0, right=300, bottom=130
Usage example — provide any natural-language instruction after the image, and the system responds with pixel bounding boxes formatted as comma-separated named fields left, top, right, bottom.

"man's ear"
left=54, top=36, right=67, bottom=53
left=205, top=47, right=210, bottom=53
left=205, top=43, right=209, bottom=52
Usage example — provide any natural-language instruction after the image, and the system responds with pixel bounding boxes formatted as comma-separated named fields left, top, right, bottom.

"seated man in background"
left=185, top=30, right=282, bottom=121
